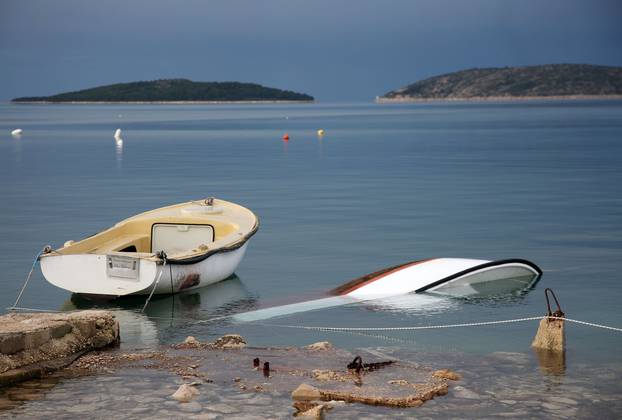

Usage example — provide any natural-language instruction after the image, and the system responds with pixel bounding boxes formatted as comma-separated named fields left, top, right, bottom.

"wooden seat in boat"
left=91, top=233, right=150, bottom=253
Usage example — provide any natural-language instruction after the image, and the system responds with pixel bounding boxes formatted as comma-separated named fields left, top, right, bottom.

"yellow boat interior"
left=52, top=198, right=259, bottom=260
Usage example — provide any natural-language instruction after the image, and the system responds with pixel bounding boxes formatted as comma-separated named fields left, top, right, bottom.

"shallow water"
left=1, top=346, right=621, bottom=419
left=1, top=101, right=621, bottom=366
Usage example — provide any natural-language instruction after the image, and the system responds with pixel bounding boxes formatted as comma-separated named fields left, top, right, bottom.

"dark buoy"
left=263, top=361, right=270, bottom=378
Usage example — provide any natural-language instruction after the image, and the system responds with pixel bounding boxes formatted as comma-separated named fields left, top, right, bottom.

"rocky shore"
left=1, top=330, right=621, bottom=418
left=11, top=100, right=315, bottom=105
left=376, top=94, right=622, bottom=103
left=0, top=311, right=119, bottom=387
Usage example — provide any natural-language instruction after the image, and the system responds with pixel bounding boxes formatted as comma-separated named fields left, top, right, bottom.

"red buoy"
left=282, top=133, right=290, bottom=141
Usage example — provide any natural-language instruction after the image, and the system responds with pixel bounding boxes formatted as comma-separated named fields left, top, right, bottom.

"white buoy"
left=11, top=129, right=23, bottom=136
left=317, top=129, right=325, bottom=136
left=114, top=128, right=122, bottom=139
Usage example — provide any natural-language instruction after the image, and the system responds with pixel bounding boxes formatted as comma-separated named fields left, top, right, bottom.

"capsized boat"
left=331, top=258, right=542, bottom=298
left=232, top=258, right=541, bottom=322
left=40, top=198, right=259, bottom=298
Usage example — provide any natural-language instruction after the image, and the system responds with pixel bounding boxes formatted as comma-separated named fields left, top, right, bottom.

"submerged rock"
left=174, top=334, right=248, bottom=350
left=292, top=383, right=322, bottom=401
left=433, top=369, right=461, bottom=381
left=311, top=369, right=349, bottom=382
left=171, top=383, right=199, bottom=402
left=296, top=403, right=329, bottom=419
left=305, top=342, right=333, bottom=351
left=210, top=334, right=246, bottom=349
left=184, top=336, right=199, bottom=345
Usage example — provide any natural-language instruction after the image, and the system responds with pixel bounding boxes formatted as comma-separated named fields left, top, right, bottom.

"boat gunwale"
left=164, top=217, right=259, bottom=265
left=40, top=198, right=260, bottom=265
left=415, top=258, right=543, bottom=293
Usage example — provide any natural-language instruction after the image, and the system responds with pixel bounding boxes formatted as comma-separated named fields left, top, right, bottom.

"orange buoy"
left=282, top=133, right=290, bottom=141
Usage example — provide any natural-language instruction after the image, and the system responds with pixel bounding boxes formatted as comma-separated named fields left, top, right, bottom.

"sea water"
left=1, top=101, right=621, bottom=365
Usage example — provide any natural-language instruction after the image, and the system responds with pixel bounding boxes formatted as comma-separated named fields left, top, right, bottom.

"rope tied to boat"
left=8, top=245, right=52, bottom=311
left=141, top=251, right=167, bottom=313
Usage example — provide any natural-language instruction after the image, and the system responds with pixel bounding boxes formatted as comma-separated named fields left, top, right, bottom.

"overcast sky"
left=1, top=0, right=621, bottom=101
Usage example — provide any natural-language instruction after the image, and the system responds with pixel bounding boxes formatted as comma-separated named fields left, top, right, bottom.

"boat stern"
left=40, top=253, right=159, bottom=297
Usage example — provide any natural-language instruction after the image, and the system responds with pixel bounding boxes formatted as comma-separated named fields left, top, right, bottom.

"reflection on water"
left=60, top=275, right=257, bottom=348
left=533, top=347, right=566, bottom=376
left=115, top=138, right=123, bottom=170
left=361, top=293, right=458, bottom=315
left=11, top=136, right=22, bottom=164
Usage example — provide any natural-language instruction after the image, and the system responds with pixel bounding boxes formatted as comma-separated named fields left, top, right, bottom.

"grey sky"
left=1, top=0, right=621, bottom=101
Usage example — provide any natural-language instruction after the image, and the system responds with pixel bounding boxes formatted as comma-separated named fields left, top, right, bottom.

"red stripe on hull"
left=330, top=259, right=435, bottom=296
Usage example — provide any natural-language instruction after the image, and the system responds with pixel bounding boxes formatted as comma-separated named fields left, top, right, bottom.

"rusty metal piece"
left=364, top=361, right=394, bottom=371
left=263, top=361, right=270, bottom=378
left=347, top=355, right=394, bottom=374
left=347, top=356, right=363, bottom=373
left=544, top=288, right=564, bottom=319
left=253, top=357, right=260, bottom=368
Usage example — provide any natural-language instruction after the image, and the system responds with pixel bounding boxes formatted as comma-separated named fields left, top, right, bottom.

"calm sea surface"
left=1, top=101, right=621, bottom=364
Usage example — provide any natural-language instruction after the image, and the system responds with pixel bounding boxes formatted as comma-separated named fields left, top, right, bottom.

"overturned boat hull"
left=233, top=258, right=541, bottom=322
left=333, top=258, right=542, bottom=299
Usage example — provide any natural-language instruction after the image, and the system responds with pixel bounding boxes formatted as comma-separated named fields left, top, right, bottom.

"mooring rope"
left=559, top=317, right=622, bottom=332
left=6, top=308, right=622, bottom=334
left=261, top=316, right=622, bottom=333
left=7, top=306, right=61, bottom=313
left=141, top=252, right=167, bottom=313
left=8, top=246, right=51, bottom=311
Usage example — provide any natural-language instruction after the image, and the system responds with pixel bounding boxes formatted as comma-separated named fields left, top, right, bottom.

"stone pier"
left=0, top=310, right=119, bottom=387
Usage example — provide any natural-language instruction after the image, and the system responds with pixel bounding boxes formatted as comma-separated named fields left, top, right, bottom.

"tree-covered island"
left=378, top=64, right=622, bottom=102
left=12, top=79, right=314, bottom=103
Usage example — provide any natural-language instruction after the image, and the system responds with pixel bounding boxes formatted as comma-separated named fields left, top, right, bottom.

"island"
left=11, top=79, right=314, bottom=103
left=377, top=64, right=622, bottom=103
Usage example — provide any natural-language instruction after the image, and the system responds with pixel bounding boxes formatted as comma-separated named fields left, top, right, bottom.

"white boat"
left=39, top=198, right=259, bottom=298
left=232, top=258, right=541, bottom=322
left=331, top=258, right=542, bottom=299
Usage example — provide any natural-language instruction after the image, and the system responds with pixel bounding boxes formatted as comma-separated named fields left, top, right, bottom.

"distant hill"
left=379, top=64, right=622, bottom=102
left=12, top=79, right=314, bottom=103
